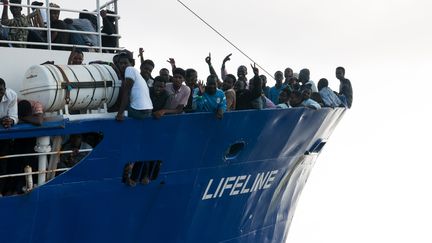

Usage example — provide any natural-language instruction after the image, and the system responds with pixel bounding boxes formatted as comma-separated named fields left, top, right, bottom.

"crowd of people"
left=0, top=46, right=353, bottom=195
left=1, top=0, right=118, bottom=51
left=107, top=50, right=352, bottom=122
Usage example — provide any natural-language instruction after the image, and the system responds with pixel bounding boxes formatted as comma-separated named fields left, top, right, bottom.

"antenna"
left=177, top=0, right=275, bottom=80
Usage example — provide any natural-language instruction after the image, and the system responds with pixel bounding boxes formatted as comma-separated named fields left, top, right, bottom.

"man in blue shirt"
left=193, top=75, right=226, bottom=119
left=317, top=78, right=342, bottom=107
left=268, top=71, right=285, bottom=104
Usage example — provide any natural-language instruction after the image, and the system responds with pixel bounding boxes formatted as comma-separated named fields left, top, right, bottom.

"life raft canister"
left=20, top=64, right=121, bottom=112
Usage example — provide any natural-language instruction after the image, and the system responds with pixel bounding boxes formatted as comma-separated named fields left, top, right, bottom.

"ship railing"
left=0, top=0, right=122, bottom=52
left=0, top=167, right=69, bottom=179
left=0, top=148, right=93, bottom=191
left=0, top=148, right=93, bottom=161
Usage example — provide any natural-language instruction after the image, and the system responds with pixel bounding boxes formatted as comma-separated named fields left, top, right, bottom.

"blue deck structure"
left=0, top=108, right=345, bottom=242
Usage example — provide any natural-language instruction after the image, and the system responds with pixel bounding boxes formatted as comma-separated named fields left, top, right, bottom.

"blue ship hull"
left=0, top=108, right=345, bottom=243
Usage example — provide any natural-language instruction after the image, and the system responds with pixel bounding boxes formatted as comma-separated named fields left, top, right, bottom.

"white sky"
left=58, top=0, right=432, bottom=242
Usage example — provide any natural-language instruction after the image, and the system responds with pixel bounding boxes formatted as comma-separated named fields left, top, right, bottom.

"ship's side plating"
left=0, top=108, right=345, bottom=243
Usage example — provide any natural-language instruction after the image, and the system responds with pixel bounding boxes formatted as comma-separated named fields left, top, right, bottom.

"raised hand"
left=222, top=53, right=232, bottom=64
left=167, top=58, right=175, bottom=66
left=100, top=10, right=107, bottom=18
left=197, top=80, right=205, bottom=95
left=251, top=63, right=259, bottom=76
left=205, top=52, right=211, bottom=65
left=138, top=48, right=144, bottom=58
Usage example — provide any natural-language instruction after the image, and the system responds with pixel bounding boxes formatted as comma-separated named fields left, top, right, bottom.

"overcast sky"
left=58, top=0, right=432, bottom=242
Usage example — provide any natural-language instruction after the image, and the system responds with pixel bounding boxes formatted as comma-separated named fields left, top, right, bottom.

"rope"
left=177, top=0, right=275, bottom=80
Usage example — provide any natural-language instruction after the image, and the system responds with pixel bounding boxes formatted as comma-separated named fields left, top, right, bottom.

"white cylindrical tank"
left=20, top=64, right=121, bottom=112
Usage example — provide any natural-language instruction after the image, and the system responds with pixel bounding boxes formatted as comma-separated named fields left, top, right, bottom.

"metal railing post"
left=45, top=0, right=51, bottom=50
left=114, top=0, right=119, bottom=48
left=97, top=0, right=102, bottom=53
left=27, top=0, right=30, bottom=15
left=35, top=136, right=51, bottom=186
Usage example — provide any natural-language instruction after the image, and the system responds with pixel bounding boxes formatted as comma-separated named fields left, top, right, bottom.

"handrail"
left=0, top=168, right=69, bottom=179
left=97, top=0, right=102, bottom=52
left=0, top=147, right=93, bottom=180
left=0, top=2, right=120, bottom=18
left=1, top=25, right=121, bottom=37
left=95, top=0, right=117, bottom=11
left=0, top=0, right=120, bottom=52
left=0, top=40, right=123, bottom=51
left=0, top=148, right=93, bottom=160
left=45, top=0, right=51, bottom=49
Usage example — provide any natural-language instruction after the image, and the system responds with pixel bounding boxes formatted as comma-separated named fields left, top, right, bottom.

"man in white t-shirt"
left=0, top=78, right=17, bottom=128
left=115, top=53, right=153, bottom=121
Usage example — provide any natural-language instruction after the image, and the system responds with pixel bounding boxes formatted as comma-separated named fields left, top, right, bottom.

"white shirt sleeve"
left=7, top=90, right=18, bottom=124
left=124, top=67, right=137, bottom=82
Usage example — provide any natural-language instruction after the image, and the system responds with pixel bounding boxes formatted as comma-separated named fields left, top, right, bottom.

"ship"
left=0, top=1, right=347, bottom=242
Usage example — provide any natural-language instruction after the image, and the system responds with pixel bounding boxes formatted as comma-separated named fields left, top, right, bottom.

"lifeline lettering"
left=201, top=170, right=279, bottom=200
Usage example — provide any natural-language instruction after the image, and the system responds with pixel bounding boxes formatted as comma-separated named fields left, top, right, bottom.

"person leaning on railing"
left=17, top=99, right=44, bottom=126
